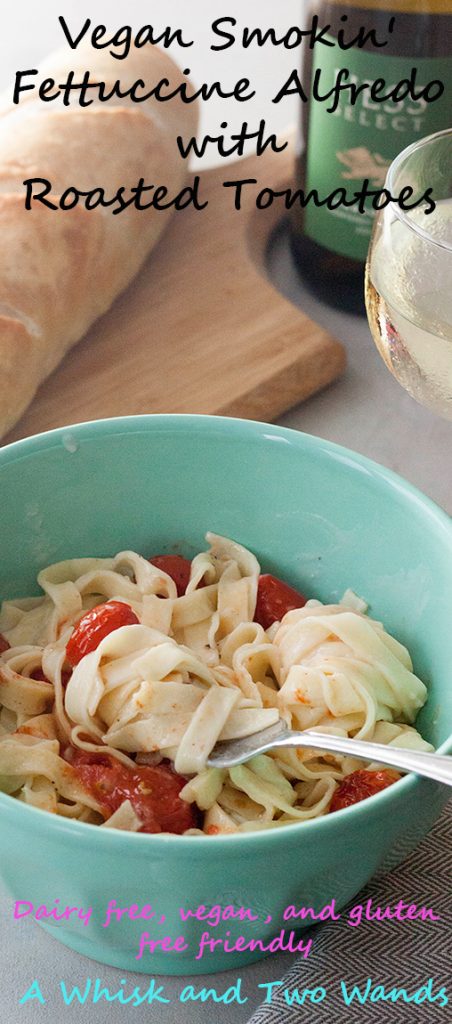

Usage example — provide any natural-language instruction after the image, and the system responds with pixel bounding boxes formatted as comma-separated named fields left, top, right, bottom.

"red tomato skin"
left=66, top=602, right=140, bottom=667
left=330, top=769, right=400, bottom=813
left=0, top=634, right=10, bottom=654
left=149, top=555, right=192, bottom=597
left=30, top=667, right=71, bottom=687
left=65, top=749, right=197, bottom=834
left=30, top=668, right=50, bottom=683
left=254, top=574, right=307, bottom=630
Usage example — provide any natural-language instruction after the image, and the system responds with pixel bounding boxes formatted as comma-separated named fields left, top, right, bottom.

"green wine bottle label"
left=304, top=40, right=451, bottom=261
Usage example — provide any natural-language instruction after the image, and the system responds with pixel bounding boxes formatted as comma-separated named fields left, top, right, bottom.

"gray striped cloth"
left=248, top=802, right=451, bottom=1024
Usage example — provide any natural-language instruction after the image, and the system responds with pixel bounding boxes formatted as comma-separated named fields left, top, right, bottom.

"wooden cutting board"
left=5, top=142, right=345, bottom=444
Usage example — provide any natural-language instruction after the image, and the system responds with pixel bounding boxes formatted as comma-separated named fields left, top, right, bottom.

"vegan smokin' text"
left=11, top=14, right=442, bottom=217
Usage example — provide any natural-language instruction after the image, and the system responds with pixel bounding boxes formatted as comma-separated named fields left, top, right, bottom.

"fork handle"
left=273, top=731, right=452, bottom=787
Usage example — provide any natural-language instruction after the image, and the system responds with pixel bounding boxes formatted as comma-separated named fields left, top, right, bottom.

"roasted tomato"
left=329, top=769, right=400, bottom=813
left=66, top=601, right=139, bottom=667
left=254, top=574, right=307, bottom=630
left=0, top=634, right=10, bottom=654
left=66, top=749, right=197, bottom=834
left=30, top=667, right=71, bottom=687
left=30, top=668, right=51, bottom=683
left=149, top=554, right=192, bottom=597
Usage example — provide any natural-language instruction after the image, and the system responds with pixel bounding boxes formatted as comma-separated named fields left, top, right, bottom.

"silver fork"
left=207, top=720, right=452, bottom=787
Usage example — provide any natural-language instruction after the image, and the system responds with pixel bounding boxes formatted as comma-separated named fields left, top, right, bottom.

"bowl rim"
left=0, top=412, right=451, bottom=846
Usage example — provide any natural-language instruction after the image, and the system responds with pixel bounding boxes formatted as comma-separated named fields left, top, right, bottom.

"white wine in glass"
left=365, top=129, right=452, bottom=418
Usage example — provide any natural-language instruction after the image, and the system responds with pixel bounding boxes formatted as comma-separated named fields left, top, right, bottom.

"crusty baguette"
left=0, top=44, right=198, bottom=438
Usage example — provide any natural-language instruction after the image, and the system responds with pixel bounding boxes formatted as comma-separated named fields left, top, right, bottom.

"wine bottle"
left=291, top=0, right=452, bottom=314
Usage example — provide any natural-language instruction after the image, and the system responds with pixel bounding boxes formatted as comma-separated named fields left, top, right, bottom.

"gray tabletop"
left=2, top=229, right=451, bottom=1024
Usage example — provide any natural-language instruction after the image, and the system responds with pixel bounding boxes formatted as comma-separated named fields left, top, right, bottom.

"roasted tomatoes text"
left=66, top=601, right=139, bottom=667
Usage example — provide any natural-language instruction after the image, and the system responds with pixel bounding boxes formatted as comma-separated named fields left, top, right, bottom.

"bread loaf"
left=0, top=45, right=198, bottom=438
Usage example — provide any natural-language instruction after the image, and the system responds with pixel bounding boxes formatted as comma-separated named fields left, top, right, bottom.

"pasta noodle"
left=0, top=533, right=432, bottom=834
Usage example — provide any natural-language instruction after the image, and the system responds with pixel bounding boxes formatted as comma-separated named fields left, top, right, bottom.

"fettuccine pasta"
left=0, top=533, right=432, bottom=834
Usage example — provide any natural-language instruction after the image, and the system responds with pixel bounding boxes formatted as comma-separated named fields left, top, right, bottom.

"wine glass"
left=365, top=128, right=452, bottom=419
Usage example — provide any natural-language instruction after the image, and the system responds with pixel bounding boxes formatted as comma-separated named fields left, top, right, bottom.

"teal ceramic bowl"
left=0, top=415, right=451, bottom=976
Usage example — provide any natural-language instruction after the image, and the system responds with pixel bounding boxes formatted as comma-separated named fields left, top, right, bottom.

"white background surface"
left=2, top=3, right=452, bottom=1021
